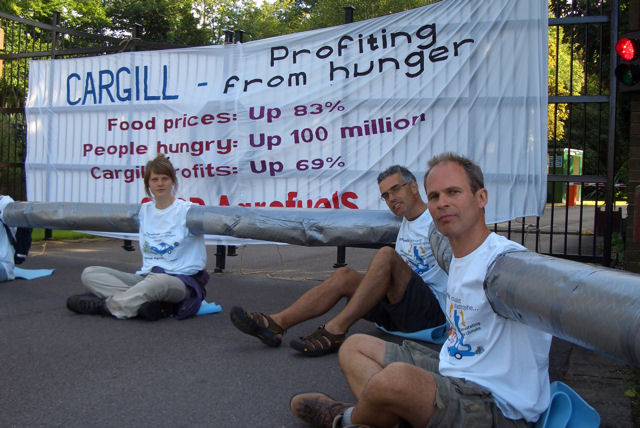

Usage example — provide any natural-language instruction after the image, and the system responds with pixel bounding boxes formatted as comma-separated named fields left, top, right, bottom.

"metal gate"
left=0, top=10, right=179, bottom=199
left=0, top=1, right=624, bottom=266
left=493, top=1, right=621, bottom=266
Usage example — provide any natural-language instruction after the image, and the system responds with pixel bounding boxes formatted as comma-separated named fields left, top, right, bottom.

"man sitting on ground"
left=230, top=165, right=448, bottom=357
left=290, top=153, right=552, bottom=427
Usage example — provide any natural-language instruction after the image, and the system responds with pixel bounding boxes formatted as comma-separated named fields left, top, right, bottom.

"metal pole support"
left=214, top=245, right=226, bottom=273
left=333, top=246, right=347, bottom=268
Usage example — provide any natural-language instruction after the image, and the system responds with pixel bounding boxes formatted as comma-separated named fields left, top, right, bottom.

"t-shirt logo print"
left=447, top=308, right=484, bottom=360
left=144, top=241, right=180, bottom=255
left=407, top=244, right=431, bottom=275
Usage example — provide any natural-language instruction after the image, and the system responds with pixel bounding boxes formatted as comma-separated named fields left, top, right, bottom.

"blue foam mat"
left=196, top=300, right=222, bottom=316
left=14, top=267, right=55, bottom=280
left=535, top=381, right=600, bottom=428
left=375, top=322, right=448, bottom=344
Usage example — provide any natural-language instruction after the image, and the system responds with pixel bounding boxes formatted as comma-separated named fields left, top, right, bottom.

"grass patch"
left=623, top=367, right=640, bottom=424
left=31, top=228, right=97, bottom=242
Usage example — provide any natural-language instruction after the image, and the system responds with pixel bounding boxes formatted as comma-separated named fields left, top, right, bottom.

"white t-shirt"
left=137, top=199, right=206, bottom=275
left=395, top=209, right=448, bottom=313
left=0, top=195, right=15, bottom=280
left=439, top=232, right=551, bottom=422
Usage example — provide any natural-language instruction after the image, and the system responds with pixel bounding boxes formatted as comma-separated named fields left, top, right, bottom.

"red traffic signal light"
left=617, top=38, right=638, bottom=61
left=616, top=31, right=640, bottom=92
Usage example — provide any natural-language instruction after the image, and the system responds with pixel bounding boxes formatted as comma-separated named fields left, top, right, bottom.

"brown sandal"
left=290, top=325, right=346, bottom=357
left=230, top=306, right=286, bottom=347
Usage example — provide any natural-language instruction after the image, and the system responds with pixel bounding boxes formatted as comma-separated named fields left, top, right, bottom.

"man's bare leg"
left=352, top=362, right=437, bottom=427
left=230, top=265, right=364, bottom=347
left=324, top=246, right=413, bottom=336
left=338, top=334, right=388, bottom=398
left=232, top=246, right=411, bottom=350
left=270, top=267, right=364, bottom=331
left=339, top=334, right=437, bottom=427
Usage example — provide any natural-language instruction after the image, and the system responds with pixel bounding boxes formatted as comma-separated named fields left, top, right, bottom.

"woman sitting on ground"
left=66, top=154, right=208, bottom=320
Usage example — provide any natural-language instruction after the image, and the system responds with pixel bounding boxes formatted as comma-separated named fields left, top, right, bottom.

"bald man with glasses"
left=230, top=165, right=447, bottom=357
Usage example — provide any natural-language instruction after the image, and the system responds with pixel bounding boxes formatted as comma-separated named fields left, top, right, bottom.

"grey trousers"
left=81, top=266, right=190, bottom=319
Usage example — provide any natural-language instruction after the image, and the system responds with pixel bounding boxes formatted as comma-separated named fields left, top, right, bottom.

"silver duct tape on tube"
left=186, top=206, right=401, bottom=246
left=428, top=225, right=640, bottom=366
left=428, top=223, right=452, bottom=274
left=2, top=202, right=401, bottom=246
left=485, top=251, right=640, bottom=367
left=2, top=202, right=141, bottom=233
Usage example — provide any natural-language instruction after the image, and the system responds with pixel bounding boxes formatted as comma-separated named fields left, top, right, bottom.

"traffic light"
left=616, top=31, right=640, bottom=92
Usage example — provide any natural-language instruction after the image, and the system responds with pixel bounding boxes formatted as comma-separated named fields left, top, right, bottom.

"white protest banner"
left=26, top=0, right=548, bottom=231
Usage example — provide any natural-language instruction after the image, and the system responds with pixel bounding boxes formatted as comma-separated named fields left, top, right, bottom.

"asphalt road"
left=0, top=238, right=634, bottom=427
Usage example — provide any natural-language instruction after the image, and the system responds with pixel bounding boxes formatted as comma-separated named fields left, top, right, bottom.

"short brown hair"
left=143, top=154, right=177, bottom=197
left=424, top=152, right=484, bottom=194
left=377, top=165, right=416, bottom=185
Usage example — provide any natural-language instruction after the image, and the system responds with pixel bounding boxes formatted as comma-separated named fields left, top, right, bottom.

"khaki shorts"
left=385, top=340, right=533, bottom=428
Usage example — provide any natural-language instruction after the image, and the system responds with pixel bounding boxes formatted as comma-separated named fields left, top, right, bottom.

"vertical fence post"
left=214, top=245, right=226, bottom=273
left=116, top=24, right=146, bottom=252
left=50, top=11, right=60, bottom=59
left=44, top=11, right=62, bottom=241
left=604, top=0, right=620, bottom=266
left=344, top=6, right=354, bottom=24
left=44, top=11, right=54, bottom=243
left=333, top=6, right=356, bottom=269
left=223, top=30, right=233, bottom=44
left=213, top=29, right=236, bottom=272
left=131, top=23, right=143, bottom=52
left=225, top=29, right=245, bottom=260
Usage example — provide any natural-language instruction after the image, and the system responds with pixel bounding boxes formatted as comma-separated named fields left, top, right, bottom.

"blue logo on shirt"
left=150, top=242, right=178, bottom=255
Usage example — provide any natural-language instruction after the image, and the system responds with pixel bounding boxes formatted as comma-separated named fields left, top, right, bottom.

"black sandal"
left=290, top=325, right=346, bottom=357
left=230, top=306, right=286, bottom=347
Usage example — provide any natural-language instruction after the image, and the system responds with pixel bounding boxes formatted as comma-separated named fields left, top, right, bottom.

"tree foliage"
left=295, top=0, right=438, bottom=31
left=1, top=0, right=111, bottom=33
left=104, top=0, right=209, bottom=45
left=548, top=25, right=586, bottom=143
left=547, top=0, right=628, bottom=188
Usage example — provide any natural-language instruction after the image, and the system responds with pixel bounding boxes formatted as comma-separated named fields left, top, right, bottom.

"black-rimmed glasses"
left=380, top=183, right=407, bottom=201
